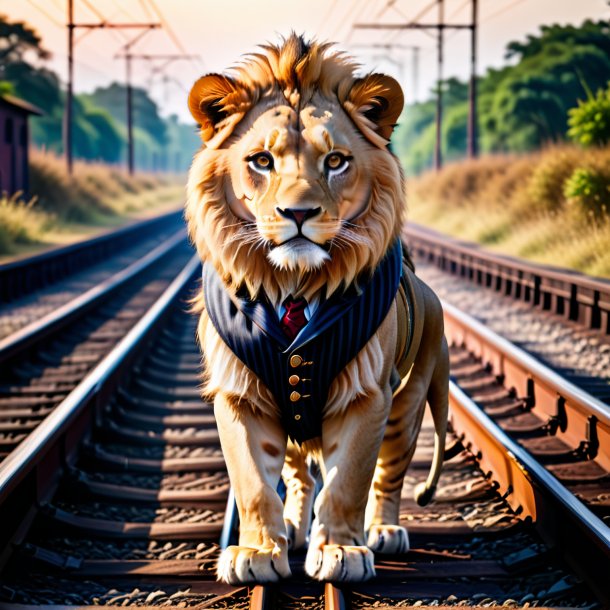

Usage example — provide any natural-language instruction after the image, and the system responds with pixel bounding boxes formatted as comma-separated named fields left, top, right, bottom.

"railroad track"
left=0, top=225, right=608, bottom=608
left=0, top=209, right=184, bottom=307
left=404, top=223, right=610, bottom=337
left=0, top=218, right=192, bottom=463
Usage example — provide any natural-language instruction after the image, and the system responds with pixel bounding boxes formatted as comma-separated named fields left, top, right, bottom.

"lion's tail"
left=413, top=336, right=449, bottom=506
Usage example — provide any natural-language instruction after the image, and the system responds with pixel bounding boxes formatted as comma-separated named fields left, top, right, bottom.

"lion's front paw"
left=216, top=545, right=291, bottom=585
left=304, top=544, right=375, bottom=582
left=366, top=524, right=410, bottom=554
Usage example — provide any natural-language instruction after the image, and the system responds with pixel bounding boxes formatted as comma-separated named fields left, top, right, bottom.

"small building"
left=0, top=95, right=43, bottom=196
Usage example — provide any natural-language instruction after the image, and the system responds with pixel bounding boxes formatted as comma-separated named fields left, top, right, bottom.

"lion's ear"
left=188, top=73, right=250, bottom=148
left=343, top=74, right=404, bottom=148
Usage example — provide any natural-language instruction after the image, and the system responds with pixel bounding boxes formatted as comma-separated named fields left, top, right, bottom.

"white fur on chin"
left=267, top=238, right=330, bottom=271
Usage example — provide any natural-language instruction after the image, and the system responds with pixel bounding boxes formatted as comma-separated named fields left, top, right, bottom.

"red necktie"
left=280, top=296, right=308, bottom=342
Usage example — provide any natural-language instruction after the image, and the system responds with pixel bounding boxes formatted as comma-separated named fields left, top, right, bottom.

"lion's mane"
left=185, top=34, right=406, bottom=306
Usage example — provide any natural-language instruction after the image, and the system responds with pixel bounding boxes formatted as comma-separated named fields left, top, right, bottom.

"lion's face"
left=186, top=36, right=405, bottom=300
left=224, top=97, right=375, bottom=271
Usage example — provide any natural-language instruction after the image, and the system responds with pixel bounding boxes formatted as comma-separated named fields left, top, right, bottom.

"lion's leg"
left=304, top=388, right=391, bottom=582
left=282, top=440, right=315, bottom=550
left=365, top=339, right=449, bottom=555
left=214, top=393, right=291, bottom=585
left=364, top=378, right=427, bottom=554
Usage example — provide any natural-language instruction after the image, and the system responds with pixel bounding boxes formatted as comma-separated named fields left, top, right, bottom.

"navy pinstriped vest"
left=202, top=240, right=403, bottom=443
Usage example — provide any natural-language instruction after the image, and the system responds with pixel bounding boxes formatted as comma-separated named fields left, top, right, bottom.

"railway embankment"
left=406, top=145, right=610, bottom=278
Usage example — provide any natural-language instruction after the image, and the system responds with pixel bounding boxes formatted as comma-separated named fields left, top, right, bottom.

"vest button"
left=289, top=374, right=300, bottom=386
left=290, top=391, right=301, bottom=402
left=294, top=414, right=301, bottom=420
left=290, top=354, right=303, bottom=368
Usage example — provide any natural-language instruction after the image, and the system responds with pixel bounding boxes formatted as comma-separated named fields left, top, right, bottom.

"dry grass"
left=0, top=151, right=184, bottom=256
left=407, top=145, right=610, bottom=278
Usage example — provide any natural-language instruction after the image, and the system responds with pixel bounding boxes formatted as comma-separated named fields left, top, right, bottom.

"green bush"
left=567, top=86, right=610, bottom=147
left=526, top=148, right=580, bottom=212
left=564, top=166, right=610, bottom=218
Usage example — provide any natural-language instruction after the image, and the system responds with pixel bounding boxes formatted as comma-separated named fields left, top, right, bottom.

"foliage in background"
left=0, top=14, right=199, bottom=171
left=0, top=150, right=183, bottom=255
left=395, top=20, right=610, bottom=175
left=407, top=145, right=610, bottom=277
left=564, top=166, right=610, bottom=219
left=567, top=84, right=610, bottom=148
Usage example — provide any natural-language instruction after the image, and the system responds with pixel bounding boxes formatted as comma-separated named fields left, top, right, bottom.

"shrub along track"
left=0, top=222, right=608, bottom=608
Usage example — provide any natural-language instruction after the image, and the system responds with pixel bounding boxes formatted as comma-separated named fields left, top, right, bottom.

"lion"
left=185, top=34, right=449, bottom=585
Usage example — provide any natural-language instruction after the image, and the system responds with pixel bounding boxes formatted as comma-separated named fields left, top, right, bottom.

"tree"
left=83, top=83, right=168, bottom=146
left=0, top=14, right=49, bottom=64
left=394, top=19, right=610, bottom=174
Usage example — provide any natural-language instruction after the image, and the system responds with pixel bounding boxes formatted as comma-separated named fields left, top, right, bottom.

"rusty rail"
left=0, top=209, right=183, bottom=303
left=0, top=255, right=201, bottom=560
left=442, top=298, right=610, bottom=602
left=405, top=223, right=610, bottom=333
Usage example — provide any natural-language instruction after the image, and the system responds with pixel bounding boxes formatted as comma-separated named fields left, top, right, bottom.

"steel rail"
left=405, top=223, right=610, bottom=332
left=449, top=381, right=610, bottom=549
left=0, top=254, right=200, bottom=503
left=449, top=381, right=610, bottom=602
left=0, top=229, right=186, bottom=366
left=444, top=295, right=610, bottom=601
left=442, top=300, right=610, bottom=429
left=0, top=209, right=184, bottom=302
left=221, top=480, right=347, bottom=608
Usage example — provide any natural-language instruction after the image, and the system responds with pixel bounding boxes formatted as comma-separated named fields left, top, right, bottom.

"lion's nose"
left=276, top=207, right=321, bottom=229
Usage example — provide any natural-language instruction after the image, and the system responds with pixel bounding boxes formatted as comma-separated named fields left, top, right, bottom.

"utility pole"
left=354, top=1, right=476, bottom=171
left=62, top=3, right=159, bottom=176
left=435, top=0, right=444, bottom=171
left=65, top=0, right=74, bottom=175
left=353, top=43, right=420, bottom=103
left=114, top=54, right=198, bottom=174
left=468, top=0, right=478, bottom=158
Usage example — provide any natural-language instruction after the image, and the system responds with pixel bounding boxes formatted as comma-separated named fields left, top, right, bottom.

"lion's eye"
left=324, top=152, right=350, bottom=174
left=248, top=152, right=274, bottom=172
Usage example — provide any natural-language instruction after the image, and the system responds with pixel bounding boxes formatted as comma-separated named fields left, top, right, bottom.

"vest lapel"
left=203, top=239, right=403, bottom=353
left=284, top=239, right=403, bottom=352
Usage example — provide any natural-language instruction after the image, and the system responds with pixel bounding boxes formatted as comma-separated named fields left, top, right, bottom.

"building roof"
left=0, top=94, right=44, bottom=116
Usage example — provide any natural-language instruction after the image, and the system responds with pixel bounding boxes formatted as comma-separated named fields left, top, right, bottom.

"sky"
left=2, top=0, right=609, bottom=123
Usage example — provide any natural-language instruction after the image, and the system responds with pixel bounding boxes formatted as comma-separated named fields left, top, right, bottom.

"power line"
left=337, top=0, right=373, bottom=43
left=447, top=0, right=471, bottom=21
left=481, top=0, right=528, bottom=24
left=142, top=0, right=204, bottom=70
left=107, top=0, right=140, bottom=22
left=138, top=0, right=154, bottom=20
left=386, top=0, right=438, bottom=44
left=24, top=0, right=63, bottom=29
left=355, top=0, right=480, bottom=168
left=80, top=0, right=106, bottom=23
left=143, top=0, right=186, bottom=55
left=316, top=0, right=339, bottom=37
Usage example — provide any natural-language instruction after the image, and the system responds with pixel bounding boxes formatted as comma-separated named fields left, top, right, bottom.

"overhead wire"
left=107, top=0, right=140, bottom=22
left=386, top=0, right=438, bottom=44
left=24, top=0, right=64, bottom=29
left=481, top=0, right=528, bottom=24
left=446, top=0, right=471, bottom=22
left=339, top=0, right=375, bottom=43
left=80, top=0, right=107, bottom=23
left=138, top=0, right=154, bottom=20
left=141, top=0, right=204, bottom=71
left=73, top=1, right=128, bottom=47
left=316, top=0, right=340, bottom=38
left=49, top=0, right=64, bottom=13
